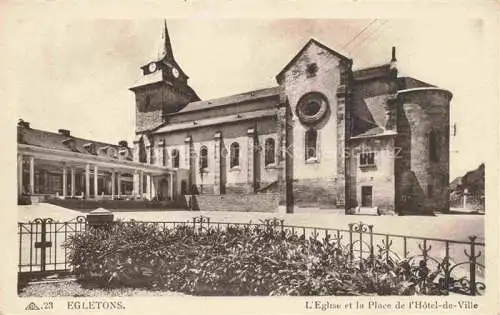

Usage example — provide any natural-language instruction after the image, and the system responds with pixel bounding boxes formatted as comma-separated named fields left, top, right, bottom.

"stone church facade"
left=131, top=23, right=452, bottom=215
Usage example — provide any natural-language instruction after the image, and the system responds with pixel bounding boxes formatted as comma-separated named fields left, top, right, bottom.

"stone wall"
left=191, top=193, right=280, bottom=212
left=152, top=116, right=280, bottom=194
left=347, top=136, right=396, bottom=214
left=292, top=177, right=344, bottom=209
left=396, top=88, right=452, bottom=214
left=134, top=85, right=192, bottom=133
left=281, top=42, right=345, bottom=182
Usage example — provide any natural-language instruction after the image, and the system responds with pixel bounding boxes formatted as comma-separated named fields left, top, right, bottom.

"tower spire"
left=162, top=19, right=174, bottom=60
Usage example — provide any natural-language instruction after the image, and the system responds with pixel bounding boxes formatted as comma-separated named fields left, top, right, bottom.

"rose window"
left=296, top=92, right=328, bottom=125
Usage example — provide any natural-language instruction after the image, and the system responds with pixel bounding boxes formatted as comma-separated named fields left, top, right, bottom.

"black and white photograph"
left=1, top=5, right=498, bottom=315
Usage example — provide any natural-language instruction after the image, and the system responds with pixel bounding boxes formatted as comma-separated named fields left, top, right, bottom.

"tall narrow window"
left=429, top=130, right=439, bottom=162
left=230, top=142, right=240, bottom=168
left=265, top=138, right=275, bottom=166
left=139, top=142, right=147, bottom=163
left=305, top=129, right=317, bottom=161
left=199, top=146, right=208, bottom=169
left=163, top=146, right=168, bottom=167
left=427, top=184, right=434, bottom=198
left=144, top=95, right=151, bottom=111
left=171, top=149, right=180, bottom=168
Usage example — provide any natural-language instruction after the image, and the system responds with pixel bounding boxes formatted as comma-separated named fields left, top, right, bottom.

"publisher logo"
left=25, top=302, right=41, bottom=311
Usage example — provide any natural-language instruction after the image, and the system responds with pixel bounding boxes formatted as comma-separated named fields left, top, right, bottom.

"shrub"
left=18, top=195, right=32, bottom=205
left=65, top=222, right=447, bottom=296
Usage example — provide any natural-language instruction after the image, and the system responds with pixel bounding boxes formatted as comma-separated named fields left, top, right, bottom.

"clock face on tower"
left=172, top=67, right=180, bottom=78
left=148, top=62, right=157, bottom=73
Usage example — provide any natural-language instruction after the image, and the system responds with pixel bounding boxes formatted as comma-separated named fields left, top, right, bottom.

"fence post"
left=86, top=208, right=114, bottom=229
left=348, top=223, right=354, bottom=263
left=385, top=235, right=390, bottom=263
left=443, top=241, right=450, bottom=293
left=466, top=236, right=478, bottom=296
left=423, top=239, right=428, bottom=261
left=359, top=224, right=363, bottom=259
left=40, top=220, right=47, bottom=272
left=33, top=218, right=54, bottom=273
left=368, top=225, right=374, bottom=263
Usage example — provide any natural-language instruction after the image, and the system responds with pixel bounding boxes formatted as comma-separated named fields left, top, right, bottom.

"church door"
left=361, top=186, right=373, bottom=207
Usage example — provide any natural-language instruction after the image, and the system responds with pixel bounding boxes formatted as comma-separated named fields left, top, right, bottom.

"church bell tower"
left=130, top=20, right=200, bottom=133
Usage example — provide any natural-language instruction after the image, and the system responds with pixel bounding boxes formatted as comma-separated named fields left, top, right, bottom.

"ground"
left=18, top=204, right=484, bottom=242
left=19, top=279, right=185, bottom=297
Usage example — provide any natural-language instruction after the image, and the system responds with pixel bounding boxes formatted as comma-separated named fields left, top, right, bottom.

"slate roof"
left=397, top=77, right=435, bottom=89
left=352, top=64, right=392, bottom=81
left=153, top=109, right=276, bottom=134
left=17, top=124, right=132, bottom=160
left=363, top=94, right=392, bottom=128
left=350, top=127, right=396, bottom=139
left=167, top=86, right=280, bottom=116
left=131, top=70, right=164, bottom=88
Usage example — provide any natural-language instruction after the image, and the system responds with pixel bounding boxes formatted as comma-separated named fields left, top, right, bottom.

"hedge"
left=65, top=221, right=447, bottom=296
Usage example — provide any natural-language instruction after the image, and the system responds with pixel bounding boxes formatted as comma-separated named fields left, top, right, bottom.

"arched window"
left=230, top=142, right=240, bottom=168
left=171, top=149, right=180, bottom=168
left=429, top=130, right=440, bottom=162
left=199, top=146, right=208, bottom=169
left=305, top=129, right=318, bottom=161
left=265, top=138, right=275, bottom=165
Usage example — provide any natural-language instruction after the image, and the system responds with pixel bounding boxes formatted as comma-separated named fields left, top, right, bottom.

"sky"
left=5, top=18, right=496, bottom=179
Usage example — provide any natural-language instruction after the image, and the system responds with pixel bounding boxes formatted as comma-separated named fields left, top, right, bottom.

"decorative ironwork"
left=260, top=217, right=284, bottom=228
left=193, top=215, right=210, bottom=224
left=18, top=217, right=88, bottom=275
left=75, top=216, right=87, bottom=223
left=18, top=216, right=485, bottom=296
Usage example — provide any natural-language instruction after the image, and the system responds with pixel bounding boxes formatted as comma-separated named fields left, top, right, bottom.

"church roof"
left=350, top=127, right=396, bottom=139
left=352, top=64, right=392, bottom=81
left=131, top=70, right=164, bottom=88
left=276, top=38, right=351, bottom=83
left=167, top=86, right=280, bottom=116
left=362, top=94, right=392, bottom=128
left=153, top=109, right=276, bottom=134
left=17, top=123, right=132, bottom=160
left=397, top=77, right=435, bottom=89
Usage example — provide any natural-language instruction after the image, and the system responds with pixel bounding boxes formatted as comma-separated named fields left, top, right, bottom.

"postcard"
left=1, top=2, right=498, bottom=315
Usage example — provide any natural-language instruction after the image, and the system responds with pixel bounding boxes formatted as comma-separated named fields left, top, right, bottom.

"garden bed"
left=64, top=221, right=457, bottom=296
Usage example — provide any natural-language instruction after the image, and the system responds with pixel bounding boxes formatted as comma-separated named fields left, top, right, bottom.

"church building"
left=130, top=22, right=452, bottom=215
left=18, top=22, right=452, bottom=215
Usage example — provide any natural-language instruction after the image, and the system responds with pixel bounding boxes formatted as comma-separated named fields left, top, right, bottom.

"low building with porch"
left=17, top=119, right=186, bottom=204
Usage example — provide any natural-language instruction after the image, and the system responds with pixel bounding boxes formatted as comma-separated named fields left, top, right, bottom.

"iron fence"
left=18, top=216, right=87, bottom=275
left=18, top=215, right=485, bottom=296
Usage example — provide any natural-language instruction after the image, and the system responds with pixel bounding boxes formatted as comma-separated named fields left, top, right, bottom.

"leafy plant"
left=65, top=222, right=449, bottom=296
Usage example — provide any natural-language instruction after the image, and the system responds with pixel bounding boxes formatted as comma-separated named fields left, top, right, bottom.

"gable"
left=276, top=39, right=351, bottom=84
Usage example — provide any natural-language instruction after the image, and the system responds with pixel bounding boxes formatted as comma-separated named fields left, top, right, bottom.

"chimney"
left=18, top=119, right=30, bottom=129
left=58, top=129, right=71, bottom=137
left=118, top=140, right=128, bottom=148
left=390, top=46, right=398, bottom=77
